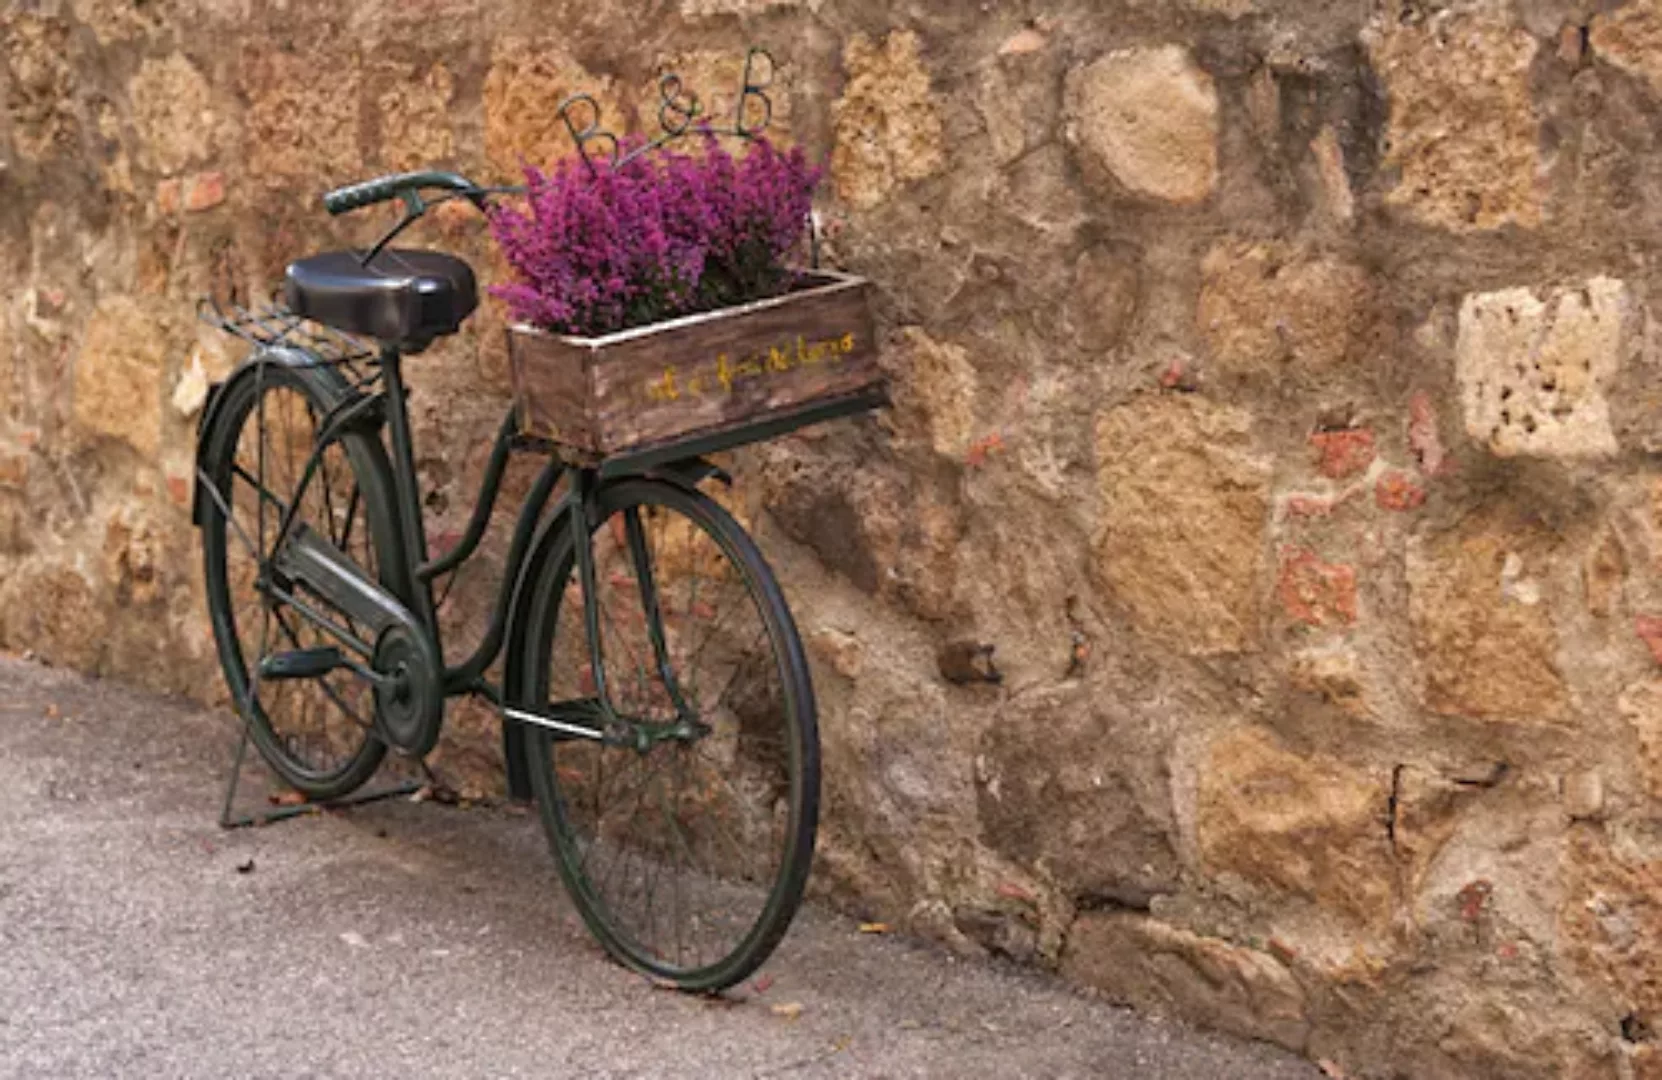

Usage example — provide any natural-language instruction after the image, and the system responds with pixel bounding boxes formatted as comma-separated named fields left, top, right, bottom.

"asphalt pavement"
left=0, top=655, right=1318, bottom=1079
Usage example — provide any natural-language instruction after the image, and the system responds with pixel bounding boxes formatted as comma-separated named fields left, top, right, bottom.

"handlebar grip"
left=321, top=171, right=479, bottom=215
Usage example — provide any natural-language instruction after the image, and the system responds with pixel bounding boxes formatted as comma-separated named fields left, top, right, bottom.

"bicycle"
left=192, top=169, right=831, bottom=991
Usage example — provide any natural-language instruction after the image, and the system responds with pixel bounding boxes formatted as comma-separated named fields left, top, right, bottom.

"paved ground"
left=0, top=656, right=1318, bottom=1079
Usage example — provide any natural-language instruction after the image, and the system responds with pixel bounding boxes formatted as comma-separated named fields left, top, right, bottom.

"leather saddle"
left=284, top=249, right=478, bottom=349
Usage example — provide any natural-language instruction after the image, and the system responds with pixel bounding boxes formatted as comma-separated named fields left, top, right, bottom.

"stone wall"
left=5, top=0, right=1662, bottom=1074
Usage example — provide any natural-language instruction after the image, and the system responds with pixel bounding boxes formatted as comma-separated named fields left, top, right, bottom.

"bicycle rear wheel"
left=517, top=477, right=819, bottom=991
left=199, top=361, right=403, bottom=800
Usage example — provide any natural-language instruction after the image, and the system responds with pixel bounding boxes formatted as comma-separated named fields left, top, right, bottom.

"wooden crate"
left=507, top=271, right=884, bottom=461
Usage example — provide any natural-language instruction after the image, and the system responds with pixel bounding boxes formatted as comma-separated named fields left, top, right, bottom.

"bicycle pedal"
left=259, top=646, right=346, bottom=680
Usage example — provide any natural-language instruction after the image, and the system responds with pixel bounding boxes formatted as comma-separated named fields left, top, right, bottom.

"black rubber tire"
left=517, top=478, right=819, bottom=991
left=199, top=360, right=402, bottom=800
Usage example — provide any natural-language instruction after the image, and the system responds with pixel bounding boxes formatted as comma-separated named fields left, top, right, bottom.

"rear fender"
left=191, top=347, right=382, bottom=528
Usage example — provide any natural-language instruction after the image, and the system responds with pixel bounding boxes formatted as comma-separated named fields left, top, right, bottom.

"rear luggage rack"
left=197, top=295, right=381, bottom=393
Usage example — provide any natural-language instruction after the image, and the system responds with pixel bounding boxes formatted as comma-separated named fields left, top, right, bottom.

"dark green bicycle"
left=192, top=168, right=852, bottom=990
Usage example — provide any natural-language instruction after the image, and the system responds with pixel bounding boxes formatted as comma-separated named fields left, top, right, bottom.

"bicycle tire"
left=199, top=359, right=404, bottom=800
left=516, top=477, right=819, bottom=990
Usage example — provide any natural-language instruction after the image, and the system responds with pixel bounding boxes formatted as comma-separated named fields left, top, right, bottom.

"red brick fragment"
left=1309, top=427, right=1376, bottom=479
left=1375, top=470, right=1427, bottom=511
left=1637, top=614, right=1662, bottom=665
left=1277, top=547, right=1358, bottom=627
left=184, top=171, right=226, bottom=212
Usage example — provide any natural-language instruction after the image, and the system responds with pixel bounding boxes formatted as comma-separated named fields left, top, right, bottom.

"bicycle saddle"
left=284, top=248, right=478, bottom=348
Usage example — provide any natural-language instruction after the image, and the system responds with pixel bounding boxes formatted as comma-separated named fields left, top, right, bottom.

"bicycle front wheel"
left=517, top=478, right=819, bottom=991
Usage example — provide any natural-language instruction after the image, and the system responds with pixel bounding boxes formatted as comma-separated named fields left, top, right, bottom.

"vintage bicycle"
left=191, top=70, right=883, bottom=989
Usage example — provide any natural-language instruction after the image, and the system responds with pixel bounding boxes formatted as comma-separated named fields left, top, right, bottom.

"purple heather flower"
left=488, top=136, right=824, bottom=336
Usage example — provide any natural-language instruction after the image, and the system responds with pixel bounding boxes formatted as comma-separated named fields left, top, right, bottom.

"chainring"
left=371, top=626, right=444, bottom=757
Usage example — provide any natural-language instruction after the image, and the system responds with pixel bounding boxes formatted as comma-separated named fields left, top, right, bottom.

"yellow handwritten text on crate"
left=645, top=332, right=859, bottom=405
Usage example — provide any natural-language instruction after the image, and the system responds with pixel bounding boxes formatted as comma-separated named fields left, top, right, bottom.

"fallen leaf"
left=771, top=1001, right=804, bottom=1020
left=43, top=703, right=60, bottom=719
left=858, top=922, right=891, bottom=934
left=752, top=974, right=775, bottom=994
left=1317, top=1061, right=1351, bottom=1080
left=339, top=931, right=369, bottom=949
left=235, top=858, right=255, bottom=875
left=269, top=791, right=307, bottom=807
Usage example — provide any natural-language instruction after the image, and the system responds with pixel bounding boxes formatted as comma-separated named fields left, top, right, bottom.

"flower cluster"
left=489, top=136, right=823, bottom=337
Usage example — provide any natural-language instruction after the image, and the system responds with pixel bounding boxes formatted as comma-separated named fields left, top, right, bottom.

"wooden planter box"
left=507, top=271, right=886, bottom=464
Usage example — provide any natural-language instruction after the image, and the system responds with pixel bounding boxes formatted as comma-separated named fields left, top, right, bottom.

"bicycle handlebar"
left=321, top=171, right=480, bottom=216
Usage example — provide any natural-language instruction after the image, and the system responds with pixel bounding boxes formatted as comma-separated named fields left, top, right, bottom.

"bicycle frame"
left=216, top=341, right=726, bottom=799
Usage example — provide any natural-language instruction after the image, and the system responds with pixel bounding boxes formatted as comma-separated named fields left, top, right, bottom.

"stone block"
left=1197, top=727, right=1393, bottom=925
left=1456, top=277, right=1635, bottom=460
left=242, top=47, right=361, bottom=184
left=1367, top=0, right=1541, bottom=231
left=1061, top=911, right=1309, bottom=1051
left=129, top=53, right=215, bottom=175
left=1591, top=0, right=1662, bottom=95
left=73, top=297, right=169, bottom=458
left=976, top=687, right=1180, bottom=907
left=2, top=13, right=77, bottom=160
left=887, top=327, right=977, bottom=460
left=484, top=39, right=615, bottom=174
left=1197, top=240, right=1373, bottom=380
left=1408, top=508, right=1570, bottom=723
left=1094, top=395, right=1270, bottom=655
left=830, top=31, right=945, bottom=210
left=1064, top=45, right=1217, bottom=204
left=374, top=59, right=454, bottom=171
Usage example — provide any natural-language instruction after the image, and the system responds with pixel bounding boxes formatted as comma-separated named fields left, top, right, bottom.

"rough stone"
left=375, top=60, right=455, bottom=171
left=830, top=31, right=945, bottom=210
left=1064, top=45, right=1218, bottom=204
left=242, top=47, right=362, bottom=184
left=1621, top=679, right=1662, bottom=801
left=1287, top=644, right=1374, bottom=720
left=976, top=688, right=1180, bottom=908
left=1585, top=529, right=1626, bottom=618
left=1196, top=727, right=1393, bottom=925
left=1408, top=508, right=1570, bottom=724
left=1062, top=912, right=1310, bottom=1052
left=1276, top=548, right=1359, bottom=628
left=483, top=40, right=615, bottom=173
left=887, top=327, right=977, bottom=460
left=1068, top=247, right=1139, bottom=351
left=1197, top=241, right=1373, bottom=380
left=1455, top=277, right=1634, bottom=460
left=129, top=53, right=215, bottom=176
left=2, top=14, right=78, bottom=160
left=1093, top=396, right=1270, bottom=656
left=1591, top=0, right=1662, bottom=96
left=0, top=566, right=107, bottom=672
left=1366, top=0, right=1542, bottom=231
left=1560, top=830, right=1662, bottom=1030
left=73, top=298, right=169, bottom=457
